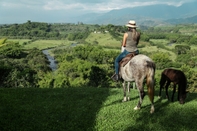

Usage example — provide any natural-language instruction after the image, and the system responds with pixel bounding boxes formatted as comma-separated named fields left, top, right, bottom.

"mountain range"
left=78, top=1, right=197, bottom=26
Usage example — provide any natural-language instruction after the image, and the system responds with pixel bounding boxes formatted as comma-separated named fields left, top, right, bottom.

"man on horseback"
left=111, top=20, right=141, bottom=81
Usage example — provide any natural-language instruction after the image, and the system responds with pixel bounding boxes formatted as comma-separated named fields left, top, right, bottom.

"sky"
left=0, top=0, right=195, bottom=24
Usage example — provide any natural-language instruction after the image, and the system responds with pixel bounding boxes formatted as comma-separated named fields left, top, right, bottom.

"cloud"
left=41, top=0, right=195, bottom=13
left=43, top=1, right=85, bottom=11
left=1, top=0, right=194, bottom=12
left=0, top=0, right=195, bottom=24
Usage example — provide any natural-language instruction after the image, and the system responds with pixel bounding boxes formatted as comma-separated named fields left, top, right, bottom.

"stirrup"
left=111, top=74, right=119, bottom=81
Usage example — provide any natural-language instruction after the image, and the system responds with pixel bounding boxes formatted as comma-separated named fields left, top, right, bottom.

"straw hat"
left=125, top=20, right=138, bottom=28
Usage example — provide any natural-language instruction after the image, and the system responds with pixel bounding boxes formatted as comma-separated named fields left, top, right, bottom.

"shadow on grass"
left=123, top=91, right=197, bottom=131
left=156, top=87, right=196, bottom=103
left=185, top=91, right=197, bottom=103
left=104, top=95, right=139, bottom=108
left=0, top=87, right=111, bottom=131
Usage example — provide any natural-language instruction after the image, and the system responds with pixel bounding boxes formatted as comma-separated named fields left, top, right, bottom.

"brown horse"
left=158, top=68, right=187, bottom=104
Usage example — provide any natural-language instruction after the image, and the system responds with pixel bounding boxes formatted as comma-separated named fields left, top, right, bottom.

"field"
left=86, top=32, right=150, bottom=49
left=0, top=87, right=196, bottom=131
left=7, top=39, right=74, bottom=50
left=6, top=33, right=194, bottom=73
left=7, top=39, right=32, bottom=45
left=86, top=32, right=120, bottom=47
left=3, top=33, right=197, bottom=130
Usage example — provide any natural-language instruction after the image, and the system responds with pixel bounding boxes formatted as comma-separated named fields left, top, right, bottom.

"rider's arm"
left=122, top=33, right=128, bottom=47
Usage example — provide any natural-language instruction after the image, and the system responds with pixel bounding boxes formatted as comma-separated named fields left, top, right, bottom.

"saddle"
left=119, top=52, right=137, bottom=67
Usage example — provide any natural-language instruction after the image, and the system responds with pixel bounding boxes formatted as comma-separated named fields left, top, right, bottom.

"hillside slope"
left=80, top=1, right=197, bottom=26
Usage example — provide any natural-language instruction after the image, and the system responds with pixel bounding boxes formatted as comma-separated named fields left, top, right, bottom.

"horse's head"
left=179, top=91, right=188, bottom=104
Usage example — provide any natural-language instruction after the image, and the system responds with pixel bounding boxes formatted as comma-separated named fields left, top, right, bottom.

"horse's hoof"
left=122, top=97, right=127, bottom=102
left=150, top=106, right=155, bottom=114
left=150, top=110, right=154, bottom=114
left=122, top=99, right=127, bottom=102
left=134, top=106, right=140, bottom=110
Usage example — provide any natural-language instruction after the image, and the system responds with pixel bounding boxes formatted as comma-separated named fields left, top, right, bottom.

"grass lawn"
left=7, top=39, right=75, bottom=50
left=22, top=40, right=74, bottom=50
left=86, top=34, right=178, bottom=62
left=86, top=32, right=120, bottom=48
left=141, top=45, right=177, bottom=61
left=7, top=39, right=31, bottom=45
left=0, top=87, right=196, bottom=131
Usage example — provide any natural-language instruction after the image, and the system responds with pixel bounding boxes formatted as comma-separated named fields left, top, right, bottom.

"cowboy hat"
left=125, top=20, right=138, bottom=28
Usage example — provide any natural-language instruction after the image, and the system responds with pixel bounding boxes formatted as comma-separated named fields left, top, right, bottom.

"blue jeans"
left=114, top=49, right=130, bottom=74
left=114, top=50, right=139, bottom=74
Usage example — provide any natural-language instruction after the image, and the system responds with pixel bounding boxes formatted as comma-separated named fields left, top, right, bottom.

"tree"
left=26, top=48, right=51, bottom=72
left=166, top=34, right=179, bottom=43
left=140, top=33, right=150, bottom=42
left=0, top=38, right=7, bottom=45
left=0, top=42, right=23, bottom=58
left=150, top=52, right=172, bottom=69
left=0, top=59, right=37, bottom=88
left=177, top=35, right=191, bottom=44
left=188, top=36, right=197, bottom=45
left=175, top=45, right=190, bottom=55
left=176, top=54, right=195, bottom=68
left=53, top=45, right=117, bottom=88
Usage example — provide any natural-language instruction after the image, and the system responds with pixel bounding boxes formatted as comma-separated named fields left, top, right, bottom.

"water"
left=42, top=49, right=57, bottom=71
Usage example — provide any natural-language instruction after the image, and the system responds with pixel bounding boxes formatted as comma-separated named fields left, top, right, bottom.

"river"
left=42, top=49, right=57, bottom=71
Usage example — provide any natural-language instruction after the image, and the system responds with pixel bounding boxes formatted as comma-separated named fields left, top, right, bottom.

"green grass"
left=86, top=32, right=120, bottom=47
left=0, top=87, right=196, bottom=131
left=23, top=40, right=74, bottom=50
left=7, top=39, right=75, bottom=50
left=7, top=39, right=31, bottom=45
left=86, top=34, right=196, bottom=61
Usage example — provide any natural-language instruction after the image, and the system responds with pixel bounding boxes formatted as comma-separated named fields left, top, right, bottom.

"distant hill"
left=165, top=15, right=197, bottom=25
left=79, top=1, right=197, bottom=26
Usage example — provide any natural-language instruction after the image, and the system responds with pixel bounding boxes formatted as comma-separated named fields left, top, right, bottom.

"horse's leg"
left=159, top=74, right=166, bottom=98
left=122, top=81, right=127, bottom=102
left=165, top=81, right=171, bottom=100
left=127, top=82, right=130, bottom=101
left=134, top=79, right=145, bottom=110
left=177, top=84, right=180, bottom=101
left=171, top=84, right=176, bottom=102
left=133, top=82, right=136, bottom=89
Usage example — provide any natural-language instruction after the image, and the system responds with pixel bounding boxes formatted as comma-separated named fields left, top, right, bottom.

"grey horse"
left=120, top=54, right=156, bottom=113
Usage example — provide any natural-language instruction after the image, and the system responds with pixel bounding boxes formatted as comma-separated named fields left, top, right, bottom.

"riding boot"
left=111, top=74, right=119, bottom=81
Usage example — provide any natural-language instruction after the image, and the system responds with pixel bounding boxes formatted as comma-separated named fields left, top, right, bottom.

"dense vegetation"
left=1, top=21, right=197, bottom=131
left=0, top=21, right=197, bottom=92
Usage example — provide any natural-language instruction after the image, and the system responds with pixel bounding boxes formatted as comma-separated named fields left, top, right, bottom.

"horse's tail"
left=146, top=61, right=155, bottom=112
left=146, top=61, right=155, bottom=90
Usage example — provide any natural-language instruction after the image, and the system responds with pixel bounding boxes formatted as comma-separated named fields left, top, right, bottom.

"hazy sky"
left=0, top=0, right=195, bottom=24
